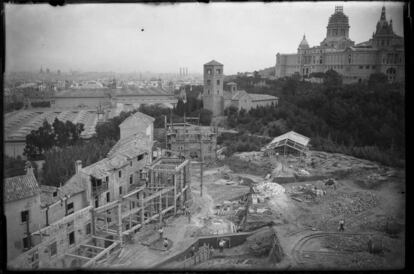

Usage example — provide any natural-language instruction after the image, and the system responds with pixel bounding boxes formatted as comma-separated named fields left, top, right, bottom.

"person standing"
left=338, top=219, right=345, bottom=232
left=219, top=239, right=225, bottom=253
left=158, top=227, right=164, bottom=239
left=187, top=209, right=191, bottom=223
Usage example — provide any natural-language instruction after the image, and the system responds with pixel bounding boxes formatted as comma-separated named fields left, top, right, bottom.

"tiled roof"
left=223, top=91, right=233, bottom=100
left=249, top=93, right=278, bottom=101
left=82, top=158, right=113, bottom=179
left=4, top=174, right=40, bottom=203
left=40, top=174, right=86, bottom=207
left=231, top=90, right=250, bottom=101
left=120, top=111, right=155, bottom=128
left=107, top=132, right=150, bottom=159
left=60, top=173, right=86, bottom=197
left=204, top=60, right=223, bottom=66
left=83, top=133, right=151, bottom=179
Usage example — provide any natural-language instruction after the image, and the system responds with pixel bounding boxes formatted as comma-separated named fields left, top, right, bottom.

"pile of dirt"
left=322, top=234, right=369, bottom=252
left=246, top=227, right=275, bottom=256
left=329, top=192, right=378, bottom=216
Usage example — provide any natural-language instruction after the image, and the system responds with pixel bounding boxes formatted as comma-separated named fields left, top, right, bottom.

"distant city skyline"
left=5, top=2, right=404, bottom=75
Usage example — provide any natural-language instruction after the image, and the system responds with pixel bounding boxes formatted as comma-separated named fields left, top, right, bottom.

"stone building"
left=275, top=6, right=404, bottom=83
left=6, top=111, right=193, bottom=269
left=224, top=82, right=278, bottom=112
left=203, top=61, right=279, bottom=115
left=4, top=164, right=43, bottom=261
left=202, top=60, right=225, bottom=116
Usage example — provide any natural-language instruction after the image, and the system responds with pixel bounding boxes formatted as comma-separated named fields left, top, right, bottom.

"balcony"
left=92, top=181, right=109, bottom=196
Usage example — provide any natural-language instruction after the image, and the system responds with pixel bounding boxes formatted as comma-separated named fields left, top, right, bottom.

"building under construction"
left=6, top=112, right=192, bottom=269
left=166, top=122, right=217, bottom=163
left=263, top=131, right=310, bottom=158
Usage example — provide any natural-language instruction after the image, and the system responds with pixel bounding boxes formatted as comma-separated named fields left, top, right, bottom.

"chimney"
left=25, top=161, right=34, bottom=176
left=75, top=160, right=82, bottom=174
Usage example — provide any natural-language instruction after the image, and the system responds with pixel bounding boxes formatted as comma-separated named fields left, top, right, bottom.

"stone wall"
left=8, top=206, right=93, bottom=270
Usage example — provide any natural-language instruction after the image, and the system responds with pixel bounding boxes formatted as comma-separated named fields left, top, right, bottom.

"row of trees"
left=42, top=139, right=116, bottom=186
left=24, top=118, right=84, bottom=159
left=224, top=71, right=405, bottom=167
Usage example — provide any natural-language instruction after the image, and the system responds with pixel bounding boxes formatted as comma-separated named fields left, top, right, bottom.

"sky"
left=5, top=1, right=405, bottom=75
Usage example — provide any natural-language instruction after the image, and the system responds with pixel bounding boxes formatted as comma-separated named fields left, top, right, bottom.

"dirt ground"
left=197, top=150, right=405, bottom=270
left=108, top=149, right=405, bottom=270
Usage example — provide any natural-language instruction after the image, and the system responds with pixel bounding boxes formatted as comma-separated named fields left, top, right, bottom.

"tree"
left=368, top=73, right=388, bottom=87
left=324, top=69, right=343, bottom=89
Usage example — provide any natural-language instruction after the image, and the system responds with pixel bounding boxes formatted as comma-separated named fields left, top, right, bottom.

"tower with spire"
left=372, top=6, right=398, bottom=48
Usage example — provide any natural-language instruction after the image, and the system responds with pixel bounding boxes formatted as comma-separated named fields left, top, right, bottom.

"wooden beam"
left=143, top=187, right=173, bottom=203
left=83, top=241, right=119, bottom=268
left=122, top=206, right=143, bottom=219
left=122, top=186, right=145, bottom=199
left=91, top=235, right=118, bottom=242
left=94, top=200, right=120, bottom=213
left=65, top=253, right=91, bottom=261
left=122, top=223, right=142, bottom=235
left=80, top=244, right=105, bottom=250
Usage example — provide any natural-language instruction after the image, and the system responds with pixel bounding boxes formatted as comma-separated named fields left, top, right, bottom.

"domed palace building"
left=275, top=6, right=404, bottom=83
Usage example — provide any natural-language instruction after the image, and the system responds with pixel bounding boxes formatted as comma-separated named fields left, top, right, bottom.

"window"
left=119, top=170, right=122, bottom=178
left=106, top=192, right=110, bottom=202
left=137, top=154, right=144, bottom=161
left=21, top=210, right=29, bottom=223
left=23, top=236, right=30, bottom=249
left=365, top=65, right=369, bottom=69
left=53, top=191, right=57, bottom=197
left=207, top=69, right=212, bottom=75
left=95, top=197, right=99, bottom=208
left=68, top=231, right=75, bottom=245
left=66, top=202, right=74, bottom=215
left=119, top=186, right=123, bottom=195
left=49, top=242, right=57, bottom=256
left=217, top=79, right=220, bottom=85
left=372, top=65, right=376, bottom=69
left=106, top=176, right=109, bottom=183
left=206, top=79, right=211, bottom=85
left=130, top=161, right=132, bottom=167
left=130, top=175, right=133, bottom=184
left=85, top=223, right=91, bottom=235
left=216, top=69, right=221, bottom=74
left=217, top=90, right=219, bottom=94
left=359, top=66, right=363, bottom=69
left=140, top=170, right=143, bottom=179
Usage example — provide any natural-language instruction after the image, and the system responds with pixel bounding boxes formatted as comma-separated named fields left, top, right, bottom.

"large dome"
left=298, top=35, right=310, bottom=49
left=327, top=10, right=349, bottom=27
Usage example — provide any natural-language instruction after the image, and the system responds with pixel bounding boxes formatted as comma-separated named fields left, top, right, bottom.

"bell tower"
left=203, top=60, right=224, bottom=116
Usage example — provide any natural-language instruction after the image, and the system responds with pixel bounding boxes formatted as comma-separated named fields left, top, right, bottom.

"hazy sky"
left=5, top=2, right=404, bottom=75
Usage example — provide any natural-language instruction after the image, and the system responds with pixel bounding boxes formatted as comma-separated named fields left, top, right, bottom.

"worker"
left=338, top=219, right=345, bottom=232
left=158, top=227, right=164, bottom=239
left=367, top=235, right=373, bottom=253
left=219, top=239, right=226, bottom=253
left=163, top=238, right=169, bottom=249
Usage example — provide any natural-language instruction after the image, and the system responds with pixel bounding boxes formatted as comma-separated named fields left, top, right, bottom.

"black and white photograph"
left=3, top=1, right=407, bottom=270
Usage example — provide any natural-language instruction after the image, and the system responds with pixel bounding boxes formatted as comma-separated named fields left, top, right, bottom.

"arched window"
left=206, top=79, right=211, bottom=85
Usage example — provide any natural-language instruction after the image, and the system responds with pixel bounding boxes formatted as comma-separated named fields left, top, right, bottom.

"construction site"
left=95, top=131, right=405, bottom=269
left=6, top=124, right=405, bottom=270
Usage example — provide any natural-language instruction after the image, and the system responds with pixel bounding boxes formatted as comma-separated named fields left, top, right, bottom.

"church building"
left=202, top=60, right=278, bottom=116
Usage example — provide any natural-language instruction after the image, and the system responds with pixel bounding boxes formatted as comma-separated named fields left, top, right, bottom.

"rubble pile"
left=329, top=192, right=378, bottom=216
left=254, top=181, right=285, bottom=198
